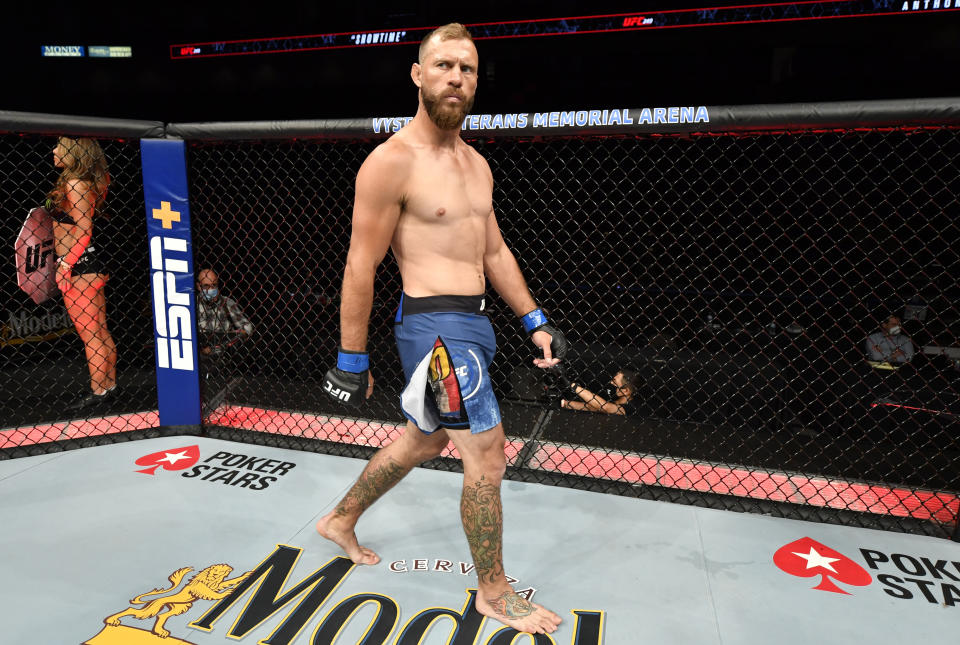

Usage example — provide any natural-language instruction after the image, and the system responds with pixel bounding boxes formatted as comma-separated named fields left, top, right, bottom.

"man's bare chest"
left=401, top=155, right=492, bottom=223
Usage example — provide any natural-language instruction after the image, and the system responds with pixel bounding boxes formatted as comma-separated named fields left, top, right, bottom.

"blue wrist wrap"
left=521, top=308, right=548, bottom=334
left=337, top=349, right=369, bottom=373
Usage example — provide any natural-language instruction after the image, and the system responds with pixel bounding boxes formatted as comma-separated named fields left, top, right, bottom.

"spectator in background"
left=560, top=369, right=641, bottom=415
left=865, top=315, right=914, bottom=364
left=196, top=268, right=253, bottom=357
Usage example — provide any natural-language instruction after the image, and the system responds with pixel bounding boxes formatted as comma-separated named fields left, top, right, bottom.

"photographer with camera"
left=550, top=365, right=641, bottom=416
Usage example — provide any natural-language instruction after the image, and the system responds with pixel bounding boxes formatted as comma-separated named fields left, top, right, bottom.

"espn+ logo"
left=150, top=234, right=194, bottom=371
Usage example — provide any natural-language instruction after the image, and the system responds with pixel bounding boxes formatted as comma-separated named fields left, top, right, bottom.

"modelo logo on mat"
left=83, top=545, right=605, bottom=644
left=134, top=445, right=296, bottom=491
left=774, top=536, right=960, bottom=605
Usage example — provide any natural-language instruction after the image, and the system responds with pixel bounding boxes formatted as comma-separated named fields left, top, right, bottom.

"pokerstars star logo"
left=774, top=537, right=873, bottom=594
left=135, top=445, right=201, bottom=475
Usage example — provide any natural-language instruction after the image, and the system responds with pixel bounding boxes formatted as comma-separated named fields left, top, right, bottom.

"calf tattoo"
left=336, top=458, right=409, bottom=516
left=461, top=475, right=505, bottom=584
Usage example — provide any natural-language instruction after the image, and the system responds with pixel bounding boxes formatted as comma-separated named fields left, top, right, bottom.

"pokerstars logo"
left=134, top=445, right=296, bottom=491
left=774, top=536, right=960, bottom=606
left=135, top=445, right=201, bottom=475
left=774, top=537, right=872, bottom=594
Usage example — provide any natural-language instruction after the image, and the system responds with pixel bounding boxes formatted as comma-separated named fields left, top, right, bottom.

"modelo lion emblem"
left=84, top=563, right=251, bottom=644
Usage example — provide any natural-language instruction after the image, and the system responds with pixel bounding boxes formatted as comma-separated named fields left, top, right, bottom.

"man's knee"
left=421, top=438, right=448, bottom=462
left=412, top=431, right=449, bottom=462
left=400, top=423, right=449, bottom=461
left=467, top=437, right=507, bottom=478
left=484, top=449, right=507, bottom=478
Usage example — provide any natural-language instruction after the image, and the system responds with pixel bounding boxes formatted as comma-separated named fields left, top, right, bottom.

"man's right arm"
left=339, top=143, right=409, bottom=351
left=324, top=144, right=409, bottom=405
left=865, top=334, right=882, bottom=361
left=568, top=384, right=627, bottom=415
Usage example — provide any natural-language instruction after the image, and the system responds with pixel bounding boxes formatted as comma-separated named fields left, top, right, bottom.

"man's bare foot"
left=315, top=512, right=380, bottom=565
left=475, top=589, right=562, bottom=635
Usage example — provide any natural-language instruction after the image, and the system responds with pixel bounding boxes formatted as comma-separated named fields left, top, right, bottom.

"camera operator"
left=550, top=366, right=641, bottom=416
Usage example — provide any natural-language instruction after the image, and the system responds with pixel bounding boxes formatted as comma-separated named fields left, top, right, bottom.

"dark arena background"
left=3, top=4, right=960, bottom=643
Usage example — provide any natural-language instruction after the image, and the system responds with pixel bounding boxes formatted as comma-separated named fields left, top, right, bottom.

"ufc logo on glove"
left=324, top=381, right=352, bottom=402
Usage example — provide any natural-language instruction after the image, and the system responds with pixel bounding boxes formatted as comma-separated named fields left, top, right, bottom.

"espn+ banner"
left=142, top=139, right=200, bottom=426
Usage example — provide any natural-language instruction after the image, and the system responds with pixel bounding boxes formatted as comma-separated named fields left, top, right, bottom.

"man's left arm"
left=901, top=336, right=915, bottom=361
left=483, top=209, right=536, bottom=316
left=196, top=299, right=213, bottom=354
left=483, top=208, right=561, bottom=368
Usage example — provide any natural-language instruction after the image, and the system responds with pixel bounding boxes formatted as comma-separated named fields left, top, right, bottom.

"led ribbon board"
left=170, top=1, right=960, bottom=59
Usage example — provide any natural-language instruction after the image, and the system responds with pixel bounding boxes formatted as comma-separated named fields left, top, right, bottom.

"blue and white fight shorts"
left=395, top=293, right=501, bottom=434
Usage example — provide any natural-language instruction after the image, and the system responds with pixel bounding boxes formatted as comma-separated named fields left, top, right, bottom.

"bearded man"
left=317, top=22, right=565, bottom=636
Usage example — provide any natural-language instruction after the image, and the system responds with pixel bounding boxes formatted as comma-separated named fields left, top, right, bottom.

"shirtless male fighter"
left=318, top=23, right=566, bottom=636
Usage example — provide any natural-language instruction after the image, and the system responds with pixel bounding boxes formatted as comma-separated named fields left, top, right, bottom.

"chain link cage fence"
left=3, top=101, right=959, bottom=540
left=0, top=113, right=164, bottom=454
left=178, top=100, right=960, bottom=539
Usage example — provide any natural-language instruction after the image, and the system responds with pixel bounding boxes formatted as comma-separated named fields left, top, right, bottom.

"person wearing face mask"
left=559, top=369, right=641, bottom=415
left=195, top=268, right=253, bottom=358
left=865, top=315, right=914, bottom=364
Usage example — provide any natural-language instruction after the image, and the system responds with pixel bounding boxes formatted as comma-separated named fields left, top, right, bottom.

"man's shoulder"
left=468, top=140, right=491, bottom=160
left=371, top=135, right=417, bottom=163
left=866, top=331, right=884, bottom=342
left=357, top=137, right=417, bottom=184
left=457, top=140, right=493, bottom=179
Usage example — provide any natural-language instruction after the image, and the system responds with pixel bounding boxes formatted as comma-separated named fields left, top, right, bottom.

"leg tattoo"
left=461, top=475, right=505, bottom=585
left=335, top=457, right=409, bottom=517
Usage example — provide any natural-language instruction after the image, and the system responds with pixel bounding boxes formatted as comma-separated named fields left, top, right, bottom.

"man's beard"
left=422, top=87, right=474, bottom=130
